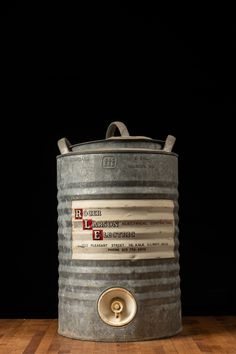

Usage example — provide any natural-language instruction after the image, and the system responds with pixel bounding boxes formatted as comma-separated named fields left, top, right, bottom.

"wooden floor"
left=0, top=317, right=235, bottom=354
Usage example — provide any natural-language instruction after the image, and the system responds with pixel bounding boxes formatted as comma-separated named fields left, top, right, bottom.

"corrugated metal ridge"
left=58, top=270, right=179, bottom=280
left=58, top=262, right=179, bottom=273
left=58, top=181, right=178, bottom=189
left=58, top=291, right=181, bottom=302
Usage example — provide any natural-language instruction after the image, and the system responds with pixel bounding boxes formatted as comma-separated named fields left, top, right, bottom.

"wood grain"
left=0, top=317, right=235, bottom=354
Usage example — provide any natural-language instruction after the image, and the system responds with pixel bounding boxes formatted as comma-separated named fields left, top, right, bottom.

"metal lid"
left=57, top=121, right=176, bottom=155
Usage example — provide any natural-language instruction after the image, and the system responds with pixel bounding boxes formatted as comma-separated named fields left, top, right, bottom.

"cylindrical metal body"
left=57, top=122, right=181, bottom=341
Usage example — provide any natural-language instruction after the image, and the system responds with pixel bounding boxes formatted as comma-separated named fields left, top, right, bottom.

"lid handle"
left=105, top=121, right=130, bottom=139
left=163, top=135, right=176, bottom=152
left=57, top=137, right=72, bottom=154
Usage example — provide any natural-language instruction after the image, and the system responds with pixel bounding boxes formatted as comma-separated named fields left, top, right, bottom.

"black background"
left=1, top=3, right=235, bottom=317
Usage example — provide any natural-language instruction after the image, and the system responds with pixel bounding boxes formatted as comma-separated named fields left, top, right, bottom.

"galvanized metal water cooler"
left=57, top=121, right=181, bottom=341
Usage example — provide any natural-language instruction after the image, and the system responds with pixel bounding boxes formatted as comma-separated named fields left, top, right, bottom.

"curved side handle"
left=105, top=121, right=130, bottom=139
left=57, top=138, right=72, bottom=154
left=163, top=135, right=176, bottom=152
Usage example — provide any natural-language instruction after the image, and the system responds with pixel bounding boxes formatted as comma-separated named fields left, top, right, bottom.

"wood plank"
left=35, top=320, right=57, bottom=354
left=0, top=317, right=235, bottom=354
left=22, top=330, right=46, bottom=354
